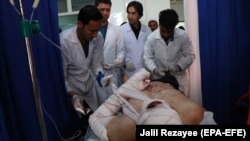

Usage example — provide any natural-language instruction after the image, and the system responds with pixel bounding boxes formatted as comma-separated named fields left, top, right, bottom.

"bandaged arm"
left=89, top=93, right=122, bottom=141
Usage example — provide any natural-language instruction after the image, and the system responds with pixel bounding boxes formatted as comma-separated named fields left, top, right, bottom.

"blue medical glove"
left=96, top=71, right=105, bottom=87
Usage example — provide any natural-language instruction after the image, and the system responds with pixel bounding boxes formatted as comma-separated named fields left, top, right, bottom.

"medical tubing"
left=17, top=0, right=48, bottom=141
left=30, top=8, right=35, bottom=23
left=10, top=0, right=84, bottom=140
left=39, top=32, right=96, bottom=81
left=32, top=0, right=40, bottom=8
left=34, top=76, right=82, bottom=141
left=39, top=32, right=100, bottom=139
left=10, top=0, right=81, bottom=141
left=9, top=0, right=14, bottom=5
left=30, top=0, right=40, bottom=23
left=33, top=32, right=85, bottom=141
left=41, top=103, right=81, bottom=141
left=10, top=2, right=21, bottom=15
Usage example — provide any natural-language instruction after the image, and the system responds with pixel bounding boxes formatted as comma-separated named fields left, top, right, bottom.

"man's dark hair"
left=127, top=1, right=143, bottom=17
left=95, top=0, right=112, bottom=7
left=78, top=5, right=103, bottom=25
left=152, top=72, right=179, bottom=90
left=159, top=9, right=179, bottom=29
left=178, top=26, right=185, bottom=30
left=148, top=20, right=158, bottom=26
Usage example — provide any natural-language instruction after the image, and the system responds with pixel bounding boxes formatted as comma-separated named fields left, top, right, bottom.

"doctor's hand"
left=125, top=61, right=136, bottom=71
left=96, top=71, right=113, bottom=87
left=72, top=95, right=84, bottom=110
left=153, top=68, right=166, bottom=77
left=101, top=74, right=113, bottom=87
left=114, top=58, right=123, bottom=67
left=169, top=65, right=182, bottom=73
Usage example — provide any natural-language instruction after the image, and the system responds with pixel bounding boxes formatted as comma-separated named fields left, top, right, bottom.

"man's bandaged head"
left=151, top=71, right=179, bottom=90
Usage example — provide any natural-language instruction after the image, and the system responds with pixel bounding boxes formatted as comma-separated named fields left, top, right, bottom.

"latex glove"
left=114, top=58, right=123, bottom=67
left=101, top=74, right=113, bottom=87
left=169, top=65, right=182, bottom=73
left=153, top=68, right=166, bottom=77
left=96, top=71, right=105, bottom=87
left=72, top=95, right=84, bottom=109
left=71, top=95, right=86, bottom=118
left=125, top=61, right=136, bottom=71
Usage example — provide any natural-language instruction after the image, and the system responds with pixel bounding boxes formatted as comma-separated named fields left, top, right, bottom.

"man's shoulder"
left=120, top=23, right=129, bottom=30
left=175, top=28, right=187, bottom=36
left=174, top=28, right=190, bottom=40
left=60, top=26, right=76, bottom=39
left=141, top=23, right=152, bottom=34
left=108, top=22, right=121, bottom=31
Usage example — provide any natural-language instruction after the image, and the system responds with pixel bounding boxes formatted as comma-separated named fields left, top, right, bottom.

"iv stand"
left=18, top=0, right=48, bottom=141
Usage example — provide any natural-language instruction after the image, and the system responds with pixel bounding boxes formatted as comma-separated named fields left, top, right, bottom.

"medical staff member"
left=120, top=1, right=151, bottom=80
left=60, top=5, right=109, bottom=112
left=148, top=19, right=158, bottom=32
left=95, top=0, right=125, bottom=90
left=143, top=9, right=195, bottom=95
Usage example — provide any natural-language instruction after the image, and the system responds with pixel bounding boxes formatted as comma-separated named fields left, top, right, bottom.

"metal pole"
left=18, top=0, right=48, bottom=141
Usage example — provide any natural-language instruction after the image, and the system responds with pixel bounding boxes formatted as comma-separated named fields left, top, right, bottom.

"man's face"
left=127, top=6, right=140, bottom=25
left=96, top=3, right=111, bottom=22
left=77, top=20, right=102, bottom=41
left=148, top=21, right=158, bottom=31
left=159, top=24, right=174, bottom=40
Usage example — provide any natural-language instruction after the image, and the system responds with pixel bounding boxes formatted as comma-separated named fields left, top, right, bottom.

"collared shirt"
left=130, top=22, right=141, bottom=39
left=163, top=32, right=174, bottom=46
left=100, top=23, right=108, bottom=40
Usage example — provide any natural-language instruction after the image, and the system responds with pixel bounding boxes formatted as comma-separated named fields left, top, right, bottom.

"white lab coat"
left=143, top=28, right=195, bottom=95
left=120, top=22, right=151, bottom=77
left=103, top=22, right=125, bottom=87
left=60, top=26, right=106, bottom=111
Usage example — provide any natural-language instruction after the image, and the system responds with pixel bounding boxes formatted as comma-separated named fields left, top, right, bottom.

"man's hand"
left=114, top=58, right=123, bottom=67
left=97, top=71, right=113, bottom=87
left=153, top=68, right=166, bottom=77
left=169, top=65, right=182, bottom=73
left=72, top=95, right=84, bottom=110
left=101, top=75, right=113, bottom=87
left=125, top=61, right=136, bottom=71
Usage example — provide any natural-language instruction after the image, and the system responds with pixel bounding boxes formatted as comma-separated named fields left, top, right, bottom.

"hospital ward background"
left=0, top=0, right=250, bottom=141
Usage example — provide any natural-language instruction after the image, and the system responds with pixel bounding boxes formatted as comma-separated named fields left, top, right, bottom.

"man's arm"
left=60, top=36, right=75, bottom=94
left=91, top=32, right=104, bottom=75
left=176, top=33, right=195, bottom=71
left=89, top=93, right=122, bottom=141
left=143, top=36, right=157, bottom=72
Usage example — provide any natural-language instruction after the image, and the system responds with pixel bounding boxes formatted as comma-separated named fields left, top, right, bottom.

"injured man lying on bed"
left=85, top=68, right=216, bottom=141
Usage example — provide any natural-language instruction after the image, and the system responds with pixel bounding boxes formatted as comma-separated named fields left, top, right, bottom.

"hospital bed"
left=83, top=68, right=217, bottom=141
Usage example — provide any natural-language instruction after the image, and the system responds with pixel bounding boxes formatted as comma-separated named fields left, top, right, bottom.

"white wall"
left=109, top=0, right=171, bottom=25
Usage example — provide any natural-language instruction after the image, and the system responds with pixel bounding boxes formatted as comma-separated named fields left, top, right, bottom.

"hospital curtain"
left=0, top=0, right=82, bottom=141
left=247, top=85, right=250, bottom=125
left=186, top=0, right=250, bottom=124
left=183, top=0, right=202, bottom=106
